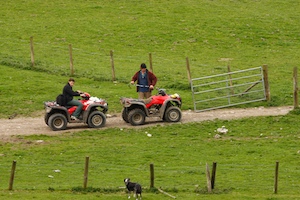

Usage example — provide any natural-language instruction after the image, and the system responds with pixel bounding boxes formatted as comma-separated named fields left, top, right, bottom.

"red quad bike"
left=120, top=88, right=182, bottom=126
left=44, top=93, right=108, bottom=131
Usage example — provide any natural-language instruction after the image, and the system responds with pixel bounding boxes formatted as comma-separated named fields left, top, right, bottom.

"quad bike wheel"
left=121, top=108, right=129, bottom=123
left=87, top=111, right=106, bottom=128
left=48, top=113, right=67, bottom=131
left=164, top=106, right=182, bottom=122
left=128, top=108, right=146, bottom=126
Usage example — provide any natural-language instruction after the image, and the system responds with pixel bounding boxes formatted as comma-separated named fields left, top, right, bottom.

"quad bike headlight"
left=171, top=93, right=179, bottom=98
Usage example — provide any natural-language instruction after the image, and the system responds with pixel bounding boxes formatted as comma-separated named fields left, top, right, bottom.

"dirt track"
left=0, top=106, right=293, bottom=136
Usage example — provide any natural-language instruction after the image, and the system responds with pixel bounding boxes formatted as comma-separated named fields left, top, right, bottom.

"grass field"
left=1, top=0, right=300, bottom=117
left=1, top=114, right=300, bottom=199
left=1, top=0, right=300, bottom=199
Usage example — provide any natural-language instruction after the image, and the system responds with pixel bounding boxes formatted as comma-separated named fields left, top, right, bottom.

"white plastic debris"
left=54, top=169, right=61, bottom=173
left=217, top=126, right=228, bottom=134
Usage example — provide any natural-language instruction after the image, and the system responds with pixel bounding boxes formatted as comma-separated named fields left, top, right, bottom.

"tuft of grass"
left=71, top=186, right=121, bottom=193
left=288, top=107, right=300, bottom=115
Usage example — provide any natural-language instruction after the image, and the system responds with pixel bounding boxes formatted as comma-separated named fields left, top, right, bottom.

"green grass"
left=1, top=114, right=300, bottom=199
left=0, top=0, right=299, bottom=118
left=1, top=0, right=300, bottom=199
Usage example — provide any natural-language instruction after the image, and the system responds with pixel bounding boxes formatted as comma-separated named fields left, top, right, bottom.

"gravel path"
left=0, top=106, right=293, bottom=136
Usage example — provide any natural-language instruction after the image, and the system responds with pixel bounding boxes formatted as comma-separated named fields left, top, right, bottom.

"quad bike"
left=44, top=93, right=108, bottom=131
left=120, top=88, right=182, bottom=126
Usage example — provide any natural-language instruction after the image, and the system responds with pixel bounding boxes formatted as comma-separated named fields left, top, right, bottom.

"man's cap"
left=140, top=63, right=147, bottom=68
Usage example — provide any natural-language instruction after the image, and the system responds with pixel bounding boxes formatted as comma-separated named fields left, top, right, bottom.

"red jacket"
left=131, top=69, right=157, bottom=92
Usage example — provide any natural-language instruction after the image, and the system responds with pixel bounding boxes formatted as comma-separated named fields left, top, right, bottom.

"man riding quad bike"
left=44, top=93, right=108, bottom=131
left=120, top=89, right=182, bottom=126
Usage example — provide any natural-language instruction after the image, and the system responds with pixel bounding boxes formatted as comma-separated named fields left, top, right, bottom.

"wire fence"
left=0, top=37, right=233, bottom=88
left=1, top=159, right=299, bottom=195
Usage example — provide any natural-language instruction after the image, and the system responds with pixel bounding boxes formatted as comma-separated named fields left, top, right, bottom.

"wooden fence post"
left=205, top=163, right=212, bottom=193
left=30, top=36, right=34, bottom=67
left=150, top=163, right=154, bottom=188
left=83, top=156, right=89, bottom=189
left=274, top=161, right=279, bottom=194
left=69, top=44, right=74, bottom=76
left=186, top=57, right=191, bottom=85
left=227, top=65, right=234, bottom=95
left=110, top=50, right=116, bottom=82
left=149, top=53, right=153, bottom=72
left=263, top=64, right=270, bottom=101
left=293, top=67, right=298, bottom=109
left=211, top=162, right=217, bottom=189
left=9, top=160, right=17, bottom=190
left=158, top=188, right=176, bottom=199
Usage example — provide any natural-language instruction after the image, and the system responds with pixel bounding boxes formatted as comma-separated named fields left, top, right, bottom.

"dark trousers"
left=67, top=100, right=83, bottom=117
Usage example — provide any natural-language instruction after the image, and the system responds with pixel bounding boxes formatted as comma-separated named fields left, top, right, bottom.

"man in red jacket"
left=130, top=63, right=157, bottom=99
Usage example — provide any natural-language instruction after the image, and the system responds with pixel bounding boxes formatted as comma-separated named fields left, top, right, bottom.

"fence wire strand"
left=1, top=161, right=299, bottom=193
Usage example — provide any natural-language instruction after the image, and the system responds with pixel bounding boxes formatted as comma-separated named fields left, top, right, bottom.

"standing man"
left=131, top=63, right=157, bottom=99
left=63, top=78, right=85, bottom=120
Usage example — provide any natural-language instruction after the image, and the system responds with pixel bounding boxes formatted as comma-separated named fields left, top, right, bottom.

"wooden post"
left=263, top=64, right=270, bottom=101
left=186, top=57, right=191, bottom=85
left=149, top=53, right=153, bottom=72
left=110, top=50, right=116, bottom=82
left=158, top=188, right=176, bottom=199
left=241, top=80, right=261, bottom=96
left=211, top=162, right=217, bottom=189
left=227, top=65, right=234, bottom=95
left=293, top=67, right=298, bottom=109
left=9, top=160, right=17, bottom=190
left=205, top=163, right=212, bottom=193
left=69, top=44, right=74, bottom=76
left=274, top=161, right=279, bottom=194
left=30, top=36, right=34, bottom=67
left=83, top=156, right=89, bottom=189
left=150, top=163, right=154, bottom=188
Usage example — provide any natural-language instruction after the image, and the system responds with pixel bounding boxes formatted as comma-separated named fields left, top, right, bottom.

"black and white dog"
left=124, top=178, right=142, bottom=200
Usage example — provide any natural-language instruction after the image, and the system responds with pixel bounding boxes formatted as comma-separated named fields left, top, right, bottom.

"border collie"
left=124, top=178, right=142, bottom=200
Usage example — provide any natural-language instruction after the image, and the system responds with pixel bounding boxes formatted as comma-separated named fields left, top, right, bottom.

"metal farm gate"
left=191, top=66, right=268, bottom=112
